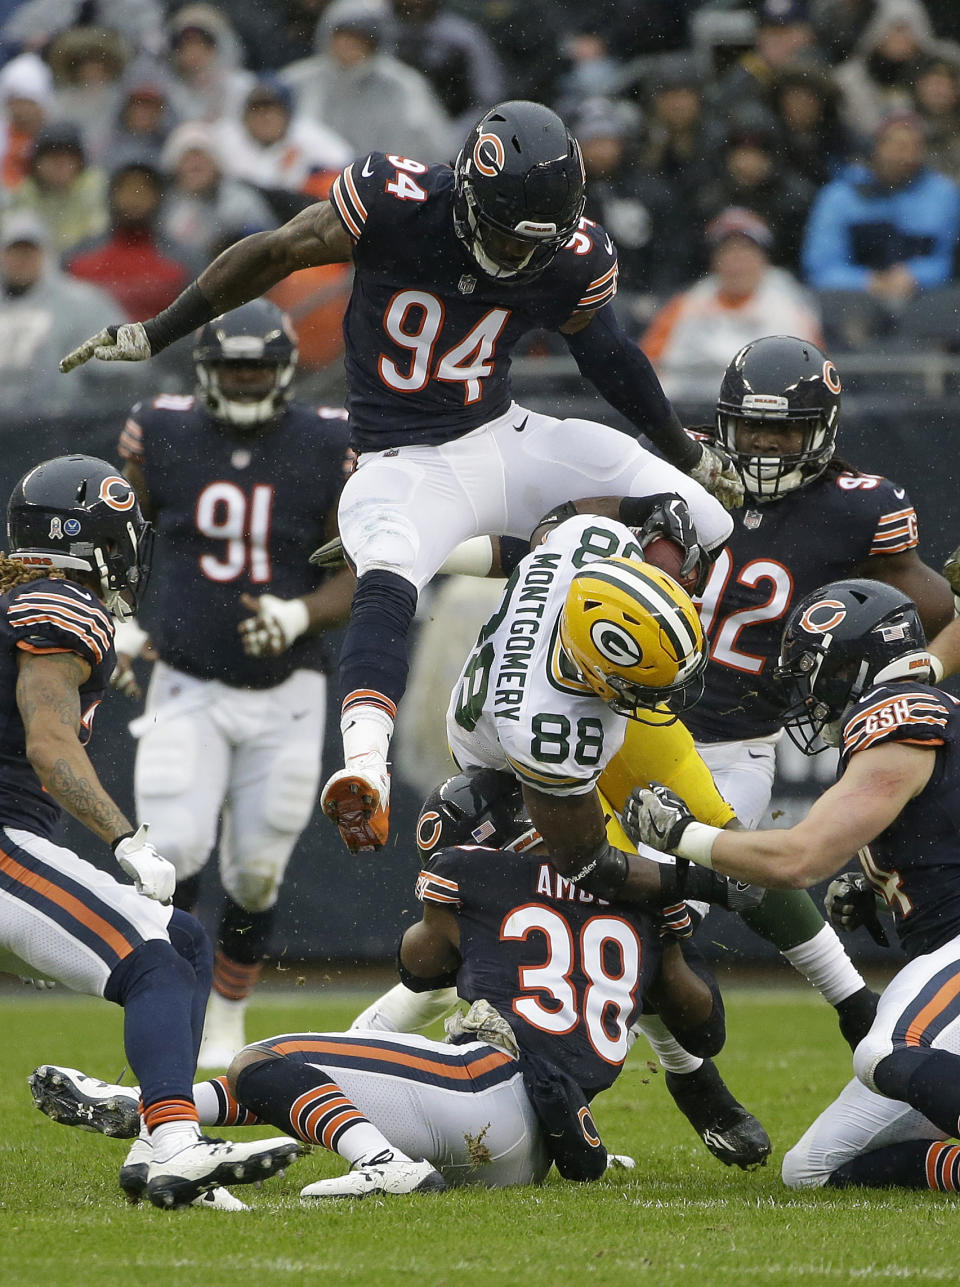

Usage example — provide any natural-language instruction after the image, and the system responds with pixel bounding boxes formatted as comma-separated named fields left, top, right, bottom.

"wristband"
left=568, top=840, right=629, bottom=901
left=142, top=282, right=216, bottom=354
left=674, top=822, right=721, bottom=868
left=111, top=830, right=136, bottom=852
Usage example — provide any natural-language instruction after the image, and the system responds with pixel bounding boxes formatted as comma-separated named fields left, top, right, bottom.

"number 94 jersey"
left=447, top=516, right=646, bottom=796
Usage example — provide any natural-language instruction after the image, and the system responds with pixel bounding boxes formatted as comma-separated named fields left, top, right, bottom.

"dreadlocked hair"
left=0, top=553, right=66, bottom=594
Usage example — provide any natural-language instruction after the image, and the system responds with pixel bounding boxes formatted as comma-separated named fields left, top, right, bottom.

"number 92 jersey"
left=447, top=516, right=646, bottom=797
left=329, top=153, right=618, bottom=451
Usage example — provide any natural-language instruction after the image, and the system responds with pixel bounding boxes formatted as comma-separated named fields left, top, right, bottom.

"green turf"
left=2, top=984, right=955, bottom=1287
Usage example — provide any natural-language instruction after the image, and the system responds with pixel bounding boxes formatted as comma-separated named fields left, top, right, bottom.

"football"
left=641, top=535, right=696, bottom=593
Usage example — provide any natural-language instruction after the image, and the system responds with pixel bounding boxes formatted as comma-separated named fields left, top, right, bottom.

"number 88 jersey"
left=684, top=468, right=919, bottom=744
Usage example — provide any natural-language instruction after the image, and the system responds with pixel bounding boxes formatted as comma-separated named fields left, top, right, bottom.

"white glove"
left=114, top=824, right=176, bottom=904
left=60, top=322, right=151, bottom=372
left=237, top=594, right=309, bottom=658
left=688, top=440, right=744, bottom=510
left=111, top=617, right=151, bottom=698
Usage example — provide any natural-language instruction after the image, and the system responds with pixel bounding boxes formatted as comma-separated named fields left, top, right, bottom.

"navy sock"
left=829, top=1139, right=958, bottom=1189
left=338, top=569, right=418, bottom=710
left=874, top=1048, right=960, bottom=1137
left=105, top=938, right=201, bottom=1107
left=219, top=896, right=274, bottom=964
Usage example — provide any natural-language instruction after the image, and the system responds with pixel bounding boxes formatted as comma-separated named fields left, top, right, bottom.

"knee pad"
left=342, top=506, right=420, bottom=580
left=852, top=1027, right=894, bottom=1094
left=262, top=744, right=322, bottom=835
left=222, top=856, right=287, bottom=912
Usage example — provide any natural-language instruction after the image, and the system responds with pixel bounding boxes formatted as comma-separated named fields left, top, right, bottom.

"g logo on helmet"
left=473, top=132, right=505, bottom=177
left=417, top=810, right=443, bottom=853
left=589, top=619, right=642, bottom=667
left=98, top=475, right=135, bottom=512
left=799, top=599, right=847, bottom=634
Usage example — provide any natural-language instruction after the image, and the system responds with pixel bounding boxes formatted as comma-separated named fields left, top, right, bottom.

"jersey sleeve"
left=569, top=220, right=618, bottom=314
left=868, top=484, right=919, bottom=557
left=841, top=685, right=951, bottom=760
left=118, top=401, right=145, bottom=464
left=329, top=153, right=401, bottom=243
left=7, top=580, right=114, bottom=667
left=415, top=848, right=463, bottom=908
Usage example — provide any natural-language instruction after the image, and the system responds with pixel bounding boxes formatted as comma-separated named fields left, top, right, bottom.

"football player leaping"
left=628, top=580, right=960, bottom=1194
left=676, top=336, right=952, bottom=1050
left=112, top=299, right=354, bottom=1067
left=59, top=99, right=742, bottom=856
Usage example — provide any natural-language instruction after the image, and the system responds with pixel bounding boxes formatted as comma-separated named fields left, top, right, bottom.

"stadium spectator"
left=911, top=55, right=960, bottom=181
left=216, top=77, right=351, bottom=197
left=454, top=0, right=563, bottom=104
left=833, top=0, right=960, bottom=141
left=280, top=1, right=454, bottom=162
left=809, top=0, right=874, bottom=63
left=0, top=0, right=165, bottom=58
left=8, top=123, right=108, bottom=256
left=802, top=109, right=960, bottom=303
left=696, top=104, right=816, bottom=273
left=158, top=121, right=275, bottom=269
left=163, top=4, right=255, bottom=125
left=711, top=0, right=820, bottom=117
left=0, top=51, right=51, bottom=190
left=389, top=0, right=506, bottom=131
left=641, top=55, right=715, bottom=225
left=0, top=211, right=136, bottom=413
left=67, top=162, right=190, bottom=323
left=770, top=61, right=852, bottom=188
left=574, top=96, right=695, bottom=299
left=642, top=208, right=823, bottom=405
left=108, top=72, right=176, bottom=173
left=45, top=25, right=129, bottom=167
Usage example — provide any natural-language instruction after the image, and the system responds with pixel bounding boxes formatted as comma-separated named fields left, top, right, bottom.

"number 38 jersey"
left=329, top=152, right=618, bottom=451
left=119, top=397, right=352, bottom=689
left=447, top=516, right=646, bottom=797
left=417, top=844, right=660, bottom=1096
left=685, top=469, right=919, bottom=743
left=839, top=683, right=960, bottom=960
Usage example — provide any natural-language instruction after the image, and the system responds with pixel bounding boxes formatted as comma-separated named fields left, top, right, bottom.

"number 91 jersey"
left=329, top=153, right=618, bottom=451
left=447, top=516, right=645, bottom=796
left=684, top=469, right=919, bottom=743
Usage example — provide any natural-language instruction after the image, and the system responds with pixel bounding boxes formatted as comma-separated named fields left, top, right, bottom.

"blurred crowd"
left=2, top=0, right=960, bottom=410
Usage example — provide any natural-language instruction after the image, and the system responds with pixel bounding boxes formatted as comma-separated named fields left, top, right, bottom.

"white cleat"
left=197, top=992, right=248, bottom=1069
left=120, top=1136, right=249, bottom=1209
left=146, top=1135, right=303, bottom=1210
left=29, top=1065, right=140, bottom=1138
left=605, top=1153, right=636, bottom=1171
left=300, top=1153, right=447, bottom=1201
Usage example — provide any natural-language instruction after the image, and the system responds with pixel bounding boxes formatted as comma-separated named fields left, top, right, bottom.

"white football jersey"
left=446, top=515, right=646, bottom=797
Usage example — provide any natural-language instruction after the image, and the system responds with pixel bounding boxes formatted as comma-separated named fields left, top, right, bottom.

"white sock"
left=150, top=1120, right=201, bottom=1164
left=192, top=1081, right=220, bottom=1125
left=631, top=1014, right=703, bottom=1075
left=341, top=704, right=394, bottom=764
left=337, top=1121, right=412, bottom=1167
left=782, top=924, right=866, bottom=1004
left=350, top=983, right=459, bottom=1033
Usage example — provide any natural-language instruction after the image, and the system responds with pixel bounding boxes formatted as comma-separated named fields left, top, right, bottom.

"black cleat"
left=835, top=986, right=880, bottom=1051
left=665, top=1059, right=772, bottom=1170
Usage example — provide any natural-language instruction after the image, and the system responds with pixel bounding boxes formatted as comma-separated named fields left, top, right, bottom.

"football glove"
left=110, top=618, right=151, bottom=699
left=60, top=323, right=151, bottom=372
left=237, top=594, right=309, bottom=658
left=688, top=440, right=744, bottom=510
left=656, top=901, right=702, bottom=940
left=637, top=495, right=710, bottom=595
left=113, top=825, right=176, bottom=904
left=824, top=871, right=889, bottom=946
left=309, top=535, right=346, bottom=569
left=622, top=783, right=695, bottom=854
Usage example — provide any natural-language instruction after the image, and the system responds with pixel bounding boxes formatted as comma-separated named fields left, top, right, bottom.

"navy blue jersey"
left=0, top=577, right=115, bottom=837
left=119, top=397, right=351, bottom=689
left=839, top=683, right=960, bottom=959
left=685, top=469, right=919, bottom=742
left=330, top=153, right=618, bottom=450
left=417, top=845, right=660, bottom=1097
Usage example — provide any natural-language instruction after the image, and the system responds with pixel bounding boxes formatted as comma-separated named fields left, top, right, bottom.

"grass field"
left=2, top=980, right=955, bottom=1287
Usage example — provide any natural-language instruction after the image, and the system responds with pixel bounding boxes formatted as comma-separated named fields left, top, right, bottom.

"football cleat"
left=299, top=1153, right=447, bottom=1200
left=146, top=1135, right=303, bottom=1210
left=29, top=1065, right=140, bottom=1138
left=120, top=1136, right=249, bottom=1209
left=665, top=1060, right=772, bottom=1170
left=321, top=756, right=391, bottom=853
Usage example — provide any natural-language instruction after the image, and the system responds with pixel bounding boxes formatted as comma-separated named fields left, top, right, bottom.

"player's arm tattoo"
left=16, top=650, right=132, bottom=845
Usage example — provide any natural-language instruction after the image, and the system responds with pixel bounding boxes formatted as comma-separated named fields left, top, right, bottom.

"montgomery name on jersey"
left=687, top=469, right=918, bottom=743
left=447, top=515, right=648, bottom=795
left=0, top=577, right=115, bottom=837
left=119, top=396, right=351, bottom=689
left=417, top=843, right=659, bottom=1098
left=330, top=151, right=618, bottom=449
left=840, top=683, right=960, bottom=960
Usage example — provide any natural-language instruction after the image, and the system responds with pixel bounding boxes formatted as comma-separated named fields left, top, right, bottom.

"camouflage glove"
left=309, top=536, right=346, bottom=569
left=60, top=323, right=151, bottom=372
left=689, top=440, right=744, bottom=510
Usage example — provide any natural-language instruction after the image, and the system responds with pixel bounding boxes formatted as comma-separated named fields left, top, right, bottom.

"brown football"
left=641, top=536, right=696, bottom=593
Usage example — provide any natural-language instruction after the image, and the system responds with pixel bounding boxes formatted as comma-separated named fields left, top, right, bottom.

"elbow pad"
left=396, top=945, right=459, bottom=993
left=567, top=839, right=629, bottom=902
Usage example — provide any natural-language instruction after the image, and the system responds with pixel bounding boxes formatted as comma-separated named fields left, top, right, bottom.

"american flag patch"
left=471, top=820, right=496, bottom=844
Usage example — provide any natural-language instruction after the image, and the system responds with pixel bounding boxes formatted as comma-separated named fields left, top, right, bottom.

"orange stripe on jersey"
left=0, top=845, right=137, bottom=959
left=15, top=590, right=113, bottom=633
left=331, top=175, right=363, bottom=239
left=418, top=870, right=458, bottom=891
left=272, top=1037, right=514, bottom=1081
left=12, top=607, right=111, bottom=660
left=848, top=721, right=945, bottom=755
left=586, top=264, right=618, bottom=292
left=15, top=643, right=72, bottom=655
left=342, top=164, right=368, bottom=221
left=905, top=973, right=960, bottom=1047
left=876, top=508, right=915, bottom=524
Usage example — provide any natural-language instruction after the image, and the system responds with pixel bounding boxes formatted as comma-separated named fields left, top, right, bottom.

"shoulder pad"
left=841, top=684, right=953, bottom=759
left=8, top=579, right=114, bottom=666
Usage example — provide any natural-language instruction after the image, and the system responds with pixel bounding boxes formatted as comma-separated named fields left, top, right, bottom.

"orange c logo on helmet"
left=473, top=132, right=505, bottom=178
left=578, top=1106, right=601, bottom=1148
left=799, top=599, right=847, bottom=634
left=98, top=475, right=135, bottom=512
left=417, top=810, right=443, bottom=853
left=822, top=360, right=842, bottom=394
